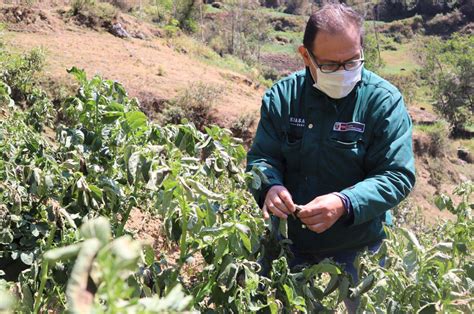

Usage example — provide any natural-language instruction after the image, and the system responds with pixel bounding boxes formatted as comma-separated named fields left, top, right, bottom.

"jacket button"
left=308, top=123, right=313, bottom=129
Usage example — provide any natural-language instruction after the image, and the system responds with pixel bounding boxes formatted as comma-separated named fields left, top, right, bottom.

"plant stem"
left=117, top=184, right=138, bottom=236
left=34, top=223, right=57, bottom=314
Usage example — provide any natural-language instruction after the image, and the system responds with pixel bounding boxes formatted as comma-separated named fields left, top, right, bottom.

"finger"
left=300, top=213, right=323, bottom=225
left=297, top=205, right=322, bottom=218
left=266, top=201, right=288, bottom=219
left=272, top=197, right=289, bottom=214
left=262, top=204, right=270, bottom=220
left=278, top=190, right=295, bottom=213
left=307, top=223, right=327, bottom=234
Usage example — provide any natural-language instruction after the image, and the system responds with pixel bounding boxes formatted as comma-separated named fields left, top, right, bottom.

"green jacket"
left=247, top=67, right=416, bottom=253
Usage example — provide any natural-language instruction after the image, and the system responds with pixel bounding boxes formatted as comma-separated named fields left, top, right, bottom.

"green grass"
left=455, top=138, right=474, bottom=153
left=414, top=123, right=441, bottom=133
left=259, top=7, right=298, bottom=19
left=204, top=4, right=223, bottom=14
left=262, top=42, right=299, bottom=54
left=167, top=35, right=257, bottom=78
left=379, top=42, right=420, bottom=76
left=262, top=30, right=302, bottom=54
left=364, top=20, right=388, bottom=29
left=269, top=30, right=303, bottom=41
left=464, top=123, right=474, bottom=133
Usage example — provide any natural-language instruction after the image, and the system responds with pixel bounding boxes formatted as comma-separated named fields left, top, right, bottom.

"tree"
left=418, top=34, right=473, bottom=135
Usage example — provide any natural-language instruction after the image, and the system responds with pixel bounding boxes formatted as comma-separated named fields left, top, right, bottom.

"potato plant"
left=0, top=65, right=472, bottom=313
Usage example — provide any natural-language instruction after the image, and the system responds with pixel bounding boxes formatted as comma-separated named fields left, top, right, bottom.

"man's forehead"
left=313, top=27, right=361, bottom=62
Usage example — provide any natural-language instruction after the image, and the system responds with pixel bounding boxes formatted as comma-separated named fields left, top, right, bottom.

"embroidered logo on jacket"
left=333, top=122, right=365, bottom=133
left=290, top=117, right=305, bottom=127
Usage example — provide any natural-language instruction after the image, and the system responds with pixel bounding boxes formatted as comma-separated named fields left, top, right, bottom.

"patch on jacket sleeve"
left=333, top=122, right=365, bottom=133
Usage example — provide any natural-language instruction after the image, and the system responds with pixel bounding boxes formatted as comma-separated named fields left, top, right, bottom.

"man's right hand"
left=262, top=185, right=296, bottom=220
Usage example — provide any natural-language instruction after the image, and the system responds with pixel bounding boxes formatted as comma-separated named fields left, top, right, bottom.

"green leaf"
left=67, top=67, right=87, bottom=84
left=187, top=179, right=225, bottom=201
left=88, top=184, right=103, bottom=201
left=350, top=273, right=375, bottom=298
left=251, top=172, right=262, bottom=190
left=143, top=244, right=155, bottom=267
left=217, top=263, right=238, bottom=293
left=31, top=225, right=40, bottom=237
left=278, top=218, right=288, bottom=239
left=139, top=285, right=192, bottom=312
left=323, top=274, right=340, bottom=296
left=283, top=284, right=294, bottom=303
left=239, top=230, right=252, bottom=253
left=399, top=227, right=423, bottom=251
left=125, top=111, right=147, bottom=131
left=109, top=236, right=141, bottom=269
left=303, top=261, right=342, bottom=278
left=337, top=276, right=350, bottom=304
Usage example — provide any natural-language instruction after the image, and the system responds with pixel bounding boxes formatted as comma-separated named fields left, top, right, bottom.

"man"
left=246, top=3, right=416, bottom=312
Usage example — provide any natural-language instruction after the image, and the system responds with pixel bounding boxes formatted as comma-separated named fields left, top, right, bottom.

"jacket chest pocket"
left=328, top=130, right=365, bottom=150
left=322, top=130, right=367, bottom=185
left=281, top=132, right=302, bottom=172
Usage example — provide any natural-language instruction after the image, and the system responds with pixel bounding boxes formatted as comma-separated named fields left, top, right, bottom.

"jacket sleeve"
left=341, top=91, right=416, bottom=226
left=246, top=90, right=285, bottom=208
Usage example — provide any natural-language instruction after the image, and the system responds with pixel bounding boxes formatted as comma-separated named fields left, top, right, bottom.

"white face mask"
left=307, top=51, right=363, bottom=99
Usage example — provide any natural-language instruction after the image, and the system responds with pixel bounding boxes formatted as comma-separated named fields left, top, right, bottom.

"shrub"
left=260, top=65, right=280, bottom=82
left=70, top=0, right=118, bottom=27
left=427, top=157, right=444, bottom=192
left=426, top=120, right=451, bottom=158
left=363, top=33, right=385, bottom=71
left=160, top=82, right=223, bottom=130
left=164, top=19, right=180, bottom=37
left=71, top=0, right=96, bottom=16
left=284, top=0, right=310, bottom=15
left=202, top=2, right=272, bottom=65
left=230, top=112, right=256, bottom=146
left=0, top=47, right=45, bottom=103
left=101, top=0, right=140, bottom=12
left=425, top=10, right=465, bottom=35
left=383, top=73, right=417, bottom=106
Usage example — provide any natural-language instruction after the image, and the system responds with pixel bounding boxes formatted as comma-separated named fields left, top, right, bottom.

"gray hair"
left=303, top=3, right=364, bottom=50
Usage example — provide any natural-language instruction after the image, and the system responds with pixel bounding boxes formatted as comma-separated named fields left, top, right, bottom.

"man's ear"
left=298, top=45, right=311, bottom=67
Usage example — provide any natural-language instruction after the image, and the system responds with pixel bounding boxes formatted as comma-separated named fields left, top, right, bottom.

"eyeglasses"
left=307, top=49, right=365, bottom=73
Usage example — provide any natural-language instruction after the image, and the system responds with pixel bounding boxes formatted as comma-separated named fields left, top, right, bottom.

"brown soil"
left=260, top=52, right=303, bottom=77
left=409, top=106, right=438, bottom=125
left=410, top=131, right=474, bottom=224
left=124, top=207, right=176, bottom=258
left=125, top=207, right=204, bottom=285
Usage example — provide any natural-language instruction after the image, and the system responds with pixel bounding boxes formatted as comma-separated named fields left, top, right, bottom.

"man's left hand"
left=297, top=193, right=346, bottom=233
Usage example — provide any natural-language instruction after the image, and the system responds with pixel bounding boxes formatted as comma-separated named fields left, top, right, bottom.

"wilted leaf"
left=80, top=217, right=111, bottom=246
left=43, top=243, right=82, bottom=263
left=20, top=252, right=34, bottom=266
